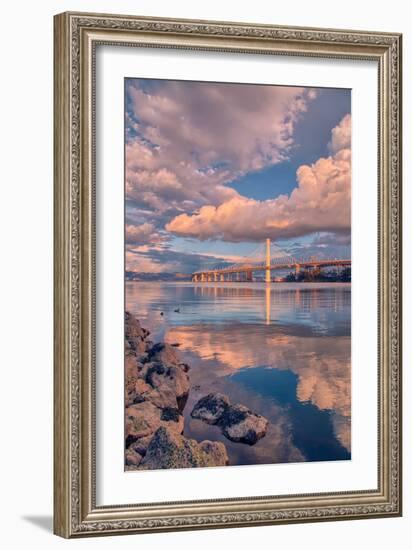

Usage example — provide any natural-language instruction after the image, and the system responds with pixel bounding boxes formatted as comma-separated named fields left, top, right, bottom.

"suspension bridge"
left=192, top=238, right=351, bottom=283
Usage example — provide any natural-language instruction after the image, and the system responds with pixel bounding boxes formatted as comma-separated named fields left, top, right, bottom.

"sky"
left=125, top=78, right=351, bottom=274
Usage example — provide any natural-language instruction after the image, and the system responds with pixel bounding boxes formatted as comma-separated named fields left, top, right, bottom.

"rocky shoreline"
left=125, top=311, right=268, bottom=470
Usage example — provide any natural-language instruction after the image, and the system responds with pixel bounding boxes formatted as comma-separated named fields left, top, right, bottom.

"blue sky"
left=229, top=89, right=350, bottom=200
left=125, top=79, right=351, bottom=274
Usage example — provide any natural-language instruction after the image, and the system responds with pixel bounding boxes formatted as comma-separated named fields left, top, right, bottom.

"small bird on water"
left=174, top=308, right=180, bottom=313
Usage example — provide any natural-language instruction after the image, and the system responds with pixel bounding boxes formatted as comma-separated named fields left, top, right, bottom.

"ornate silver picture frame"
left=54, top=11, right=402, bottom=537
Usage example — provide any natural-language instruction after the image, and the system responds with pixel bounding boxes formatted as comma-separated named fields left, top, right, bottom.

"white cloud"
left=126, top=80, right=316, bottom=216
left=328, top=113, right=351, bottom=154
left=166, top=115, right=351, bottom=242
left=125, top=223, right=166, bottom=245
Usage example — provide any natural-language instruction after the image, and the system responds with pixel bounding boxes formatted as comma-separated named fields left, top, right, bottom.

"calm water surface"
left=126, top=282, right=351, bottom=466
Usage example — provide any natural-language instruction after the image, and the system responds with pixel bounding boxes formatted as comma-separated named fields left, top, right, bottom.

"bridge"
left=192, top=238, right=351, bottom=283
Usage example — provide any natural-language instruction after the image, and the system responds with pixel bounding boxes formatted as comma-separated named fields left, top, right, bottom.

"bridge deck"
left=193, top=259, right=351, bottom=276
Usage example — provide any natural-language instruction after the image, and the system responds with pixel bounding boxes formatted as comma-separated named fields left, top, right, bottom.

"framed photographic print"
left=53, top=12, right=402, bottom=537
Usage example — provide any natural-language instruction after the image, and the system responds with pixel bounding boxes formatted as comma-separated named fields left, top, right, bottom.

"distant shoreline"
left=126, top=279, right=352, bottom=286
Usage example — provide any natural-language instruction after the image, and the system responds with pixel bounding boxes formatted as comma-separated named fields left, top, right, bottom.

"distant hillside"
left=125, top=271, right=192, bottom=282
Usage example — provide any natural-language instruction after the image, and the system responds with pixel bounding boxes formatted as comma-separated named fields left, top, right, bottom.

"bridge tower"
left=265, top=238, right=271, bottom=283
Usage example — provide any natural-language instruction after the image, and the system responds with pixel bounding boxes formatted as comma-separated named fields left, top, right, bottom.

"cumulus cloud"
left=166, top=114, right=351, bottom=242
left=283, top=232, right=351, bottom=262
left=125, top=223, right=166, bottom=245
left=328, top=113, right=351, bottom=154
left=312, top=232, right=352, bottom=247
left=126, top=80, right=316, bottom=219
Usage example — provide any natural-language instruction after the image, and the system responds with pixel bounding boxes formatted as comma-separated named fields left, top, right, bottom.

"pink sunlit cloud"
left=166, top=115, right=351, bottom=242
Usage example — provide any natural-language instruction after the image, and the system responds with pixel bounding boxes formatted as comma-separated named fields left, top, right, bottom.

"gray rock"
left=199, top=440, right=229, bottom=465
left=134, top=378, right=152, bottom=395
left=125, top=390, right=137, bottom=407
left=147, top=342, right=180, bottom=366
left=144, top=362, right=190, bottom=401
left=125, top=356, right=145, bottom=406
left=160, top=407, right=182, bottom=422
left=191, top=393, right=268, bottom=445
left=125, top=311, right=150, bottom=357
left=190, top=393, right=230, bottom=424
left=140, top=427, right=228, bottom=469
left=129, top=435, right=153, bottom=457
left=126, top=401, right=159, bottom=440
left=221, top=404, right=268, bottom=445
left=143, top=386, right=178, bottom=409
left=125, top=355, right=141, bottom=382
left=125, top=447, right=142, bottom=467
left=125, top=400, right=184, bottom=443
left=125, top=311, right=150, bottom=339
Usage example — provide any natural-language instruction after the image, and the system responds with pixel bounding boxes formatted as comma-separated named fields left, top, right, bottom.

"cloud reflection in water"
left=126, top=282, right=351, bottom=466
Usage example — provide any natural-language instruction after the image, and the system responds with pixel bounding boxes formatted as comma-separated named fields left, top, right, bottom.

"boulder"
left=160, top=407, right=182, bottom=422
left=125, top=358, right=145, bottom=406
left=220, top=404, right=268, bottom=445
left=144, top=387, right=178, bottom=409
left=140, top=427, right=228, bottom=469
left=125, top=390, right=138, bottom=407
left=125, top=447, right=142, bottom=467
left=191, top=393, right=268, bottom=445
left=126, top=402, right=158, bottom=440
left=144, top=362, right=190, bottom=401
left=190, top=393, right=230, bottom=424
left=147, top=342, right=181, bottom=367
left=125, top=311, right=150, bottom=340
left=134, top=378, right=152, bottom=395
left=199, top=440, right=229, bottom=465
left=125, top=355, right=141, bottom=383
left=125, top=311, right=150, bottom=356
left=132, top=370, right=178, bottom=409
left=180, top=363, right=191, bottom=373
left=125, top=400, right=184, bottom=445
left=129, top=435, right=153, bottom=457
